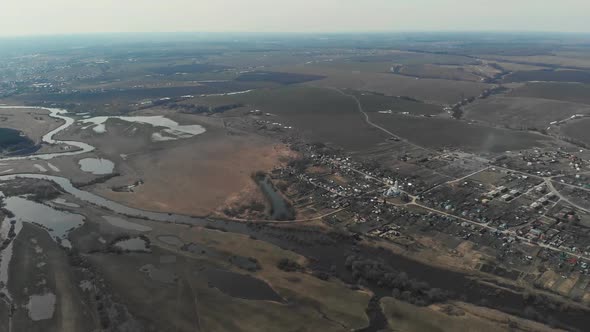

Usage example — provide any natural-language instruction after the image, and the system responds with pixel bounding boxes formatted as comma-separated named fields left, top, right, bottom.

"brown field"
left=90, top=121, right=294, bottom=216
left=51, top=109, right=297, bottom=217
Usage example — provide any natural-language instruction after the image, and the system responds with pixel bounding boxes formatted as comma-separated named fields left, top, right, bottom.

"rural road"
left=544, top=178, right=590, bottom=213
left=331, top=88, right=430, bottom=152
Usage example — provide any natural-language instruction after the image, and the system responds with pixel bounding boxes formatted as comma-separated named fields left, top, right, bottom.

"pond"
left=202, top=268, right=283, bottom=302
left=26, top=292, right=56, bottom=321
left=3, top=196, right=85, bottom=246
left=140, top=264, right=177, bottom=284
left=0, top=128, right=39, bottom=156
left=256, top=176, right=294, bottom=221
left=113, top=237, right=150, bottom=252
left=78, top=158, right=115, bottom=175
left=80, top=115, right=206, bottom=141
left=0, top=106, right=95, bottom=161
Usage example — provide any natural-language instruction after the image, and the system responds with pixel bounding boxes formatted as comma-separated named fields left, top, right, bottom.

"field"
left=55, top=113, right=294, bottom=217
left=494, top=61, right=549, bottom=72
left=0, top=128, right=36, bottom=154
left=235, top=71, right=325, bottom=85
left=561, top=118, right=590, bottom=146
left=353, top=90, right=443, bottom=115
left=3, top=32, right=590, bottom=332
left=396, top=64, right=485, bottom=82
left=349, top=51, right=479, bottom=66
left=188, top=86, right=390, bottom=152
left=66, top=210, right=372, bottom=332
left=370, top=113, right=550, bottom=153
left=464, top=96, right=590, bottom=130
left=8, top=223, right=98, bottom=331
left=504, top=69, right=590, bottom=84
left=380, top=298, right=563, bottom=332
left=507, top=82, right=590, bottom=105
left=148, top=223, right=372, bottom=331
left=8, top=83, right=263, bottom=114
left=480, top=53, right=590, bottom=70
left=0, top=107, right=61, bottom=144
left=148, top=63, right=231, bottom=75
left=275, top=65, right=491, bottom=105
left=101, top=131, right=293, bottom=217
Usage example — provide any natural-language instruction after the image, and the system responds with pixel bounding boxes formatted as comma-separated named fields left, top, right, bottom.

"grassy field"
left=0, top=108, right=62, bottom=144
left=480, top=53, right=590, bottom=70
left=82, top=220, right=371, bottom=332
left=380, top=298, right=562, bottom=332
left=561, top=118, right=590, bottom=146
left=7, top=81, right=267, bottom=115
left=182, top=226, right=371, bottom=329
left=397, top=64, right=484, bottom=81
left=274, top=65, right=490, bottom=105
left=191, top=86, right=390, bottom=152
left=495, top=61, right=549, bottom=72
left=208, top=51, right=338, bottom=69
left=349, top=51, right=479, bottom=66
left=302, top=60, right=398, bottom=74
left=352, top=90, right=443, bottom=115
left=370, top=113, right=550, bottom=153
left=503, top=69, right=590, bottom=84
left=148, top=63, right=230, bottom=75
left=187, top=85, right=549, bottom=154
left=236, top=71, right=325, bottom=85
left=507, top=82, right=590, bottom=105
left=464, top=96, right=590, bottom=130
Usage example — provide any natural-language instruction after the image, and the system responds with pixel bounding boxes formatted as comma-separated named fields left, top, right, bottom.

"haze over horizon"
left=1, top=0, right=589, bottom=37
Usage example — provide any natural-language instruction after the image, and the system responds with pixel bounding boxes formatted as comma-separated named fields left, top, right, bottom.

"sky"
left=1, top=0, right=589, bottom=36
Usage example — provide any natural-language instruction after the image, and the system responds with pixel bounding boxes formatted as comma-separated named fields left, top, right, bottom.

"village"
left=265, top=141, right=590, bottom=302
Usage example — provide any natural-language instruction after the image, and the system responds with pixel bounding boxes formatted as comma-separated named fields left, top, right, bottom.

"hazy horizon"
left=1, top=0, right=589, bottom=37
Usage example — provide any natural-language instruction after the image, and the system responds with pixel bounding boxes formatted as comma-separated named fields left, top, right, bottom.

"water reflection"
left=78, top=158, right=114, bottom=175
left=3, top=196, right=84, bottom=244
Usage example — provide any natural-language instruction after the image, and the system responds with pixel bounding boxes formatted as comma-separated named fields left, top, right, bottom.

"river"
left=0, top=105, right=588, bottom=331
left=0, top=106, right=94, bottom=161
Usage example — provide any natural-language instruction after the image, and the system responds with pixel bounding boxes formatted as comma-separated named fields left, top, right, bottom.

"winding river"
left=0, top=105, right=287, bottom=225
left=0, top=106, right=94, bottom=160
left=0, top=105, right=210, bottom=310
left=0, top=106, right=589, bottom=331
left=0, top=173, right=207, bottom=225
left=0, top=105, right=213, bottom=231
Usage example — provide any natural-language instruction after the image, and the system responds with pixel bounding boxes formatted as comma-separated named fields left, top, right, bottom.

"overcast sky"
left=1, top=0, right=589, bottom=36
